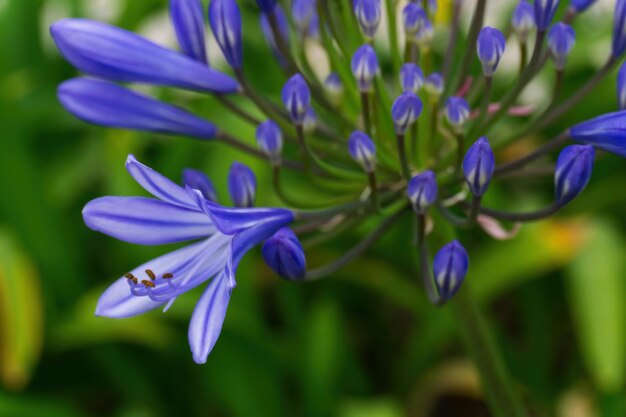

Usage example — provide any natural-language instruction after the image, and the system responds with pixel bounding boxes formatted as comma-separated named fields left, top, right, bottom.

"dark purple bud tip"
left=256, top=120, right=283, bottom=163
left=209, top=0, right=243, bottom=69
left=281, top=74, right=311, bottom=125
left=477, top=26, right=506, bottom=77
left=433, top=240, right=469, bottom=302
left=463, top=136, right=495, bottom=197
left=182, top=168, right=218, bottom=202
left=353, top=0, right=382, bottom=39
left=392, top=92, right=423, bottom=134
left=228, top=162, right=257, bottom=208
left=555, top=145, right=594, bottom=206
left=351, top=44, right=379, bottom=92
left=256, top=0, right=277, bottom=13
left=348, top=130, right=377, bottom=172
left=407, top=170, right=438, bottom=214
left=262, top=228, right=307, bottom=281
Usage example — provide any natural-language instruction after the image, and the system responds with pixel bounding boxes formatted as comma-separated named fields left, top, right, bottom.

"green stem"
left=368, top=171, right=381, bottom=213
left=396, top=133, right=411, bottom=180
left=519, top=41, right=528, bottom=76
left=361, top=91, right=373, bottom=137
left=450, top=0, right=486, bottom=95
left=385, top=0, right=402, bottom=74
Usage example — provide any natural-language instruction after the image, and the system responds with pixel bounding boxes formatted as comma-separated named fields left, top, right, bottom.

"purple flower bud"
left=555, top=145, right=594, bottom=205
left=511, top=1, right=535, bottom=42
left=256, top=0, right=277, bottom=13
left=348, top=130, right=377, bottom=172
left=424, top=72, right=444, bottom=97
left=618, top=62, right=626, bottom=110
left=170, top=0, right=208, bottom=63
left=208, top=0, right=243, bottom=69
left=228, top=162, right=257, bottom=208
left=292, top=0, right=317, bottom=36
left=407, top=171, right=438, bottom=214
left=570, top=111, right=626, bottom=157
left=402, top=3, right=428, bottom=36
left=548, top=23, right=575, bottom=70
left=414, top=19, right=435, bottom=48
left=261, top=5, right=291, bottom=67
left=324, top=72, right=344, bottom=102
left=462, top=137, right=495, bottom=197
left=400, top=63, right=424, bottom=93
left=262, top=228, right=307, bottom=281
left=281, top=74, right=311, bottom=125
left=392, top=92, right=423, bottom=134
left=303, top=107, right=317, bottom=134
left=256, top=120, right=283, bottom=163
left=613, top=0, right=626, bottom=57
left=353, top=0, right=382, bottom=39
left=427, top=0, right=437, bottom=16
left=534, top=0, right=561, bottom=31
left=477, top=27, right=506, bottom=77
left=433, top=240, right=469, bottom=301
left=570, top=0, right=597, bottom=13
left=445, top=97, right=471, bottom=132
left=351, top=44, right=379, bottom=92
left=182, top=168, right=218, bottom=202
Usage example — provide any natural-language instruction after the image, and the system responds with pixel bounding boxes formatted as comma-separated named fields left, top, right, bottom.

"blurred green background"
left=0, top=0, right=625, bottom=416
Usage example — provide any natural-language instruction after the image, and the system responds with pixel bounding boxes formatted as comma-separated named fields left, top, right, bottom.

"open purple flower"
left=84, top=155, right=293, bottom=364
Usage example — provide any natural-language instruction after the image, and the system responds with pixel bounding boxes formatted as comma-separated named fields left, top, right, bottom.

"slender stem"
left=416, top=214, right=442, bottom=305
left=396, top=132, right=411, bottom=180
left=442, top=0, right=462, bottom=81
left=216, top=95, right=261, bottom=125
left=410, top=121, right=419, bottom=164
left=428, top=101, right=439, bottom=163
left=296, top=124, right=312, bottom=172
left=453, top=287, right=529, bottom=417
left=518, top=40, right=528, bottom=76
left=450, top=0, right=486, bottom=94
left=455, top=132, right=466, bottom=174
left=494, top=131, right=569, bottom=175
left=468, top=76, right=492, bottom=139
left=385, top=0, right=402, bottom=74
left=437, top=195, right=481, bottom=228
left=367, top=171, right=381, bottom=212
left=477, top=202, right=561, bottom=222
left=361, top=91, right=373, bottom=136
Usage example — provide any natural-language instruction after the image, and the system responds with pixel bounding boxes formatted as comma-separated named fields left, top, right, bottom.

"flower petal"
left=59, top=78, right=217, bottom=139
left=188, top=273, right=232, bottom=364
left=50, top=18, right=238, bottom=93
left=170, top=0, right=208, bottom=63
left=83, top=196, right=214, bottom=245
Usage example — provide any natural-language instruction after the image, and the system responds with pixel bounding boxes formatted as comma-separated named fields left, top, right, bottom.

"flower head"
left=570, top=111, right=626, bottom=157
left=445, top=97, right=471, bottom=132
left=400, top=63, right=424, bottom=94
left=433, top=241, right=469, bottom=301
left=477, top=27, right=506, bottom=77
left=352, top=44, right=379, bottom=92
left=282, top=74, right=311, bottom=124
left=262, top=228, right=307, bottom=280
left=392, top=92, right=423, bottom=134
left=353, top=0, right=382, bottom=39
left=208, top=0, right=243, bottom=69
left=548, top=23, right=576, bottom=71
left=463, top=137, right=495, bottom=197
left=228, top=162, right=257, bottom=208
left=555, top=145, right=595, bottom=206
left=534, top=0, right=561, bottom=31
left=348, top=131, right=377, bottom=172
left=512, top=1, right=535, bottom=42
left=407, top=171, right=438, bottom=214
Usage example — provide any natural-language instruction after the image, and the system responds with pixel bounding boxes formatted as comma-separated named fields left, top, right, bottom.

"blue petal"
left=208, top=0, right=243, bottom=69
left=182, top=168, right=219, bottom=202
left=83, top=196, right=215, bottom=245
left=50, top=19, right=239, bottom=93
left=58, top=78, right=217, bottom=139
left=170, top=0, right=208, bottom=63
left=188, top=273, right=232, bottom=364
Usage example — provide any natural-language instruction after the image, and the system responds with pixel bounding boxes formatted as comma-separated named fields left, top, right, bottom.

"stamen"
left=162, top=273, right=174, bottom=279
left=125, top=273, right=138, bottom=285
left=145, top=269, right=156, bottom=280
left=141, top=280, right=156, bottom=288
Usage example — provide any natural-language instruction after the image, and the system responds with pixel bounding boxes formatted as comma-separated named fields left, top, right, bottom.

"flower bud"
left=351, top=44, right=379, bottom=92
left=477, top=27, right=506, bottom=77
left=262, top=228, right=307, bottom=281
left=613, top=0, right=626, bottom=57
left=618, top=62, right=626, bottom=110
left=170, top=0, right=208, bottom=63
left=570, top=0, right=597, bottom=13
left=324, top=72, right=344, bottom=103
left=392, top=92, right=423, bottom=134
left=445, top=97, right=471, bottom=132
left=348, top=130, right=377, bottom=172
left=353, top=0, right=382, bottom=39
left=261, top=5, right=291, bottom=67
left=433, top=240, right=469, bottom=301
left=407, top=171, right=438, bottom=214
left=303, top=107, right=317, bottom=134
left=462, top=137, right=495, bottom=197
left=534, top=0, right=561, bottom=31
left=402, top=3, right=428, bottom=36
left=555, top=145, right=594, bottom=206
left=400, top=63, right=424, bottom=93
left=426, top=0, right=437, bottom=17
left=256, top=0, right=276, bottom=13
left=570, top=111, right=626, bottom=157
left=281, top=74, right=311, bottom=125
left=292, top=0, right=317, bottom=37
left=424, top=72, right=444, bottom=98
left=548, top=23, right=575, bottom=71
left=414, top=20, right=435, bottom=49
left=208, top=0, right=242, bottom=69
left=228, top=162, right=257, bottom=208
left=182, top=168, right=218, bottom=202
left=511, top=1, right=535, bottom=42
left=256, top=120, right=283, bottom=163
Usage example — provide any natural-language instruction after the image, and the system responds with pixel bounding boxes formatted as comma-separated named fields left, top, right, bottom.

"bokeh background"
left=0, top=0, right=625, bottom=416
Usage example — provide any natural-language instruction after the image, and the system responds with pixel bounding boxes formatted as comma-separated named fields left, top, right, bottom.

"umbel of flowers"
left=52, top=0, right=626, bottom=382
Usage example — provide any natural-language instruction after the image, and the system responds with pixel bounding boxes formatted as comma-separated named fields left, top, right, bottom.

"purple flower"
left=256, top=0, right=277, bottom=13
left=548, top=23, right=576, bottom=71
left=424, top=72, right=444, bottom=97
left=433, top=240, right=469, bottom=301
left=324, top=72, right=344, bottom=102
left=570, top=0, right=597, bottom=13
left=256, top=120, right=283, bottom=162
left=292, top=0, right=318, bottom=36
left=282, top=74, right=311, bottom=125
left=261, top=5, right=291, bottom=67
left=392, top=92, right=423, bottom=134
left=85, top=155, right=293, bottom=363
left=555, top=145, right=594, bottom=205
left=463, top=137, right=495, bottom=197
left=445, top=96, right=471, bottom=132
left=570, top=111, right=626, bottom=157
left=208, top=0, right=243, bottom=69
left=512, top=1, right=535, bottom=42
left=402, top=3, right=427, bottom=36
left=534, top=0, right=561, bottom=31
left=353, top=0, right=382, bottom=39
left=351, top=44, right=379, bottom=92
left=228, top=162, right=257, bottom=208
left=182, top=168, right=219, bottom=202
left=58, top=78, right=217, bottom=139
left=613, top=0, right=626, bottom=57
left=400, top=63, right=424, bottom=94
left=618, top=62, right=626, bottom=110
left=170, top=0, right=208, bottom=63
left=477, top=27, right=506, bottom=77
left=348, top=130, right=377, bottom=172
left=262, top=228, right=307, bottom=280
left=407, top=171, right=438, bottom=214
left=50, top=19, right=238, bottom=94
